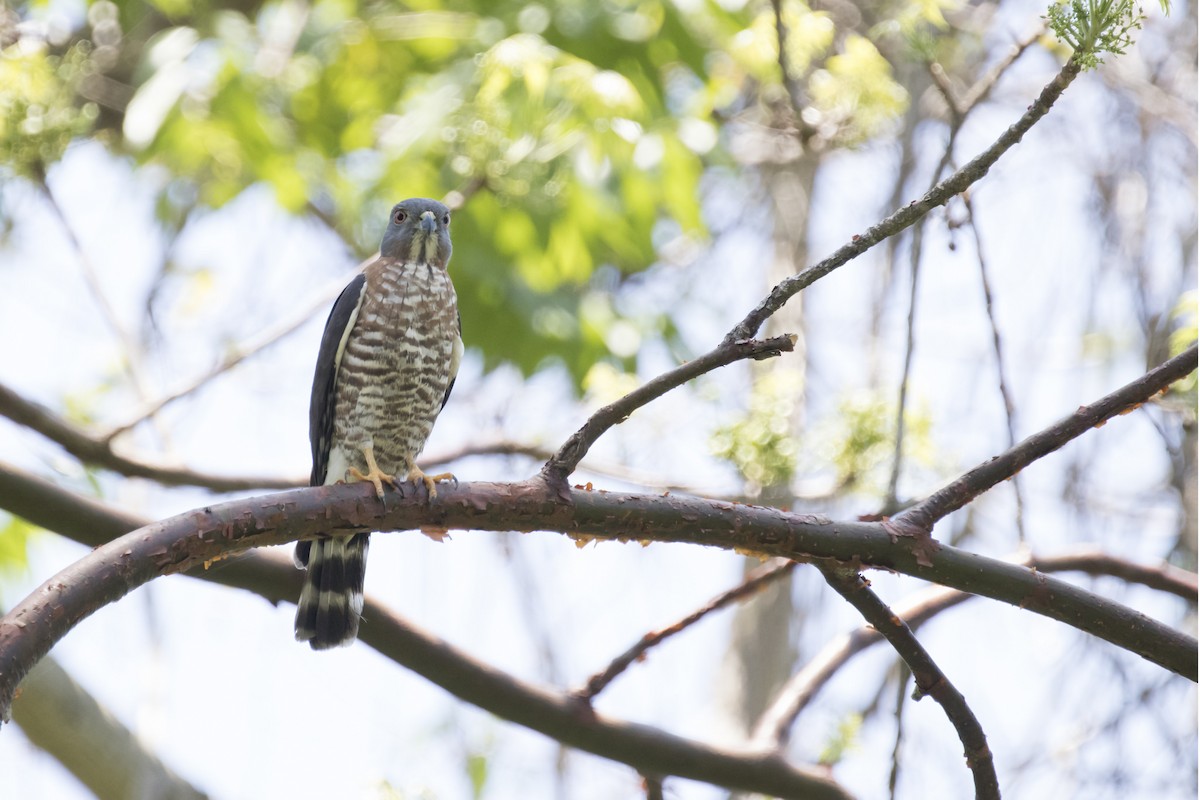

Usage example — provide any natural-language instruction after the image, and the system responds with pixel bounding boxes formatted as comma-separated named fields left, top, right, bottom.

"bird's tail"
left=293, top=533, right=370, bottom=649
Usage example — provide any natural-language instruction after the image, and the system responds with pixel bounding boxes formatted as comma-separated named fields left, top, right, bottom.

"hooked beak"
left=419, top=210, right=437, bottom=234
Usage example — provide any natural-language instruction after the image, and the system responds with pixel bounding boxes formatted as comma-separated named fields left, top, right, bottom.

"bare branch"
left=103, top=276, right=348, bottom=441
left=818, top=567, right=999, bottom=798
left=958, top=28, right=1046, bottom=115
left=898, top=344, right=1199, bottom=531
left=724, top=59, right=1083, bottom=344
left=1028, top=549, right=1199, bottom=600
left=754, top=549, right=1197, bottom=746
left=0, top=381, right=298, bottom=492
left=542, top=334, right=797, bottom=483
left=884, top=32, right=1042, bottom=509
left=884, top=207, right=927, bottom=510
left=0, top=463, right=849, bottom=800
left=12, top=655, right=209, bottom=800
left=577, top=559, right=797, bottom=700
left=770, top=0, right=811, bottom=128
left=33, top=173, right=150, bottom=398
left=755, top=583, right=971, bottom=747
left=963, top=192, right=1027, bottom=541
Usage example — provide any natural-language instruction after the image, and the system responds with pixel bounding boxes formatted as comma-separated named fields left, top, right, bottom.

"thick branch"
left=542, top=334, right=796, bottom=482
left=1, top=470, right=1194, bottom=730
left=818, top=567, right=998, bottom=800
left=0, top=463, right=847, bottom=799
left=899, top=344, right=1199, bottom=531
left=724, top=59, right=1082, bottom=344
left=0, top=381, right=296, bottom=491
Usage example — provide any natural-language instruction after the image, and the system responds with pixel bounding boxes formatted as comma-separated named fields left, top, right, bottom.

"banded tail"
left=294, top=533, right=370, bottom=649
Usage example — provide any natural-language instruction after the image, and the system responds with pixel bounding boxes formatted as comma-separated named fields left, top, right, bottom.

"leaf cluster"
left=1044, top=0, right=1153, bottom=69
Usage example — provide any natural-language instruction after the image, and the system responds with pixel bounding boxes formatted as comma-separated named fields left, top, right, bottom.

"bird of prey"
left=294, top=198, right=463, bottom=649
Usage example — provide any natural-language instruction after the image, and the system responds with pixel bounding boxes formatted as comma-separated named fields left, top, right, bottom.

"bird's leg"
left=347, top=444, right=397, bottom=500
left=403, top=463, right=456, bottom=500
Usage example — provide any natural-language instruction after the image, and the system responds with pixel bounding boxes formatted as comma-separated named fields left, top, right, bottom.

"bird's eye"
left=442, top=213, right=451, bottom=225
left=393, top=209, right=407, bottom=224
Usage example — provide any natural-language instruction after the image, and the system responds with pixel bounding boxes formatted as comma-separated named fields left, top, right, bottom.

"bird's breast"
left=332, top=260, right=459, bottom=473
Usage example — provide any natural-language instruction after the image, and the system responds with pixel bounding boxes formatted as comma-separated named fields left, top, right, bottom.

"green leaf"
left=0, top=514, right=37, bottom=577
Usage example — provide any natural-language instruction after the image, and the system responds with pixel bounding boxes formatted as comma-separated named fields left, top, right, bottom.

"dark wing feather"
left=309, top=273, right=368, bottom=487
left=440, top=310, right=462, bottom=410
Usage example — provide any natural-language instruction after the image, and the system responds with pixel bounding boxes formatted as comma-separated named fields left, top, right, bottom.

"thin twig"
left=962, top=192, right=1027, bottom=542
left=725, top=59, right=1083, bottom=345
left=959, top=28, right=1046, bottom=113
left=887, top=664, right=910, bottom=800
left=542, top=334, right=797, bottom=483
left=546, top=61, right=1084, bottom=486
left=34, top=173, right=151, bottom=398
left=577, top=559, right=797, bottom=700
left=104, top=276, right=349, bottom=441
left=886, top=31, right=1042, bottom=510
left=897, top=344, right=1199, bottom=532
left=884, top=212, right=927, bottom=509
left=818, top=566, right=999, bottom=799
left=770, top=0, right=810, bottom=127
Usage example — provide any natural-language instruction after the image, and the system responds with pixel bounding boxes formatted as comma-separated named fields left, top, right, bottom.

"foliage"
left=1044, top=0, right=1154, bottom=69
left=0, top=0, right=913, bottom=387
left=0, top=43, right=98, bottom=179
left=1169, top=291, right=1197, bottom=397
left=711, top=369, right=802, bottom=490
left=818, top=713, right=863, bottom=766
left=0, top=516, right=36, bottom=595
left=821, top=392, right=933, bottom=495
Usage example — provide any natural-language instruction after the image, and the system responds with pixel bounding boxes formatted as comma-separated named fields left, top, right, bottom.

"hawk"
left=294, top=198, right=463, bottom=649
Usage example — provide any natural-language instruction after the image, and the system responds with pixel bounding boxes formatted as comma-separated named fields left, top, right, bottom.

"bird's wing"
left=309, top=272, right=368, bottom=486
left=441, top=309, right=463, bottom=410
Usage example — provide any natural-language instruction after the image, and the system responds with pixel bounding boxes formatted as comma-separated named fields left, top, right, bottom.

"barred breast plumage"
left=332, top=258, right=460, bottom=477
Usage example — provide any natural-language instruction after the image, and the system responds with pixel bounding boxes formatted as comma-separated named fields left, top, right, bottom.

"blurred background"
left=0, top=0, right=1195, bottom=797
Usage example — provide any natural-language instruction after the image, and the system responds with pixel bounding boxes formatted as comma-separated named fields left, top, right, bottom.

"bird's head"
left=379, top=198, right=453, bottom=268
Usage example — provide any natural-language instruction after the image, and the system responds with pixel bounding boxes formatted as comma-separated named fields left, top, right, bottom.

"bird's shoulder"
left=362, top=254, right=406, bottom=282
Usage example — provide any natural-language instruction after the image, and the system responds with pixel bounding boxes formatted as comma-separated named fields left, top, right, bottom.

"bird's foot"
left=348, top=446, right=397, bottom=500
left=405, top=465, right=455, bottom=500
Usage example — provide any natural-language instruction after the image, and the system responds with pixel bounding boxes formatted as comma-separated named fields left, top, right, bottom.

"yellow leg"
left=404, top=464, right=456, bottom=500
left=347, top=444, right=396, bottom=500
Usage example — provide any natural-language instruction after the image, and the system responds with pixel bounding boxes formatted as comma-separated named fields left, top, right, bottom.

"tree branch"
left=754, top=548, right=1198, bottom=747
left=0, top=462, right=848, bottom=799
left=898, top=344, right=1199, bottom=531
left=12, top=655, right=209, bottom=800
left=724, top=59, right=1083, bottom=344
left=1, top=465, right=1194, bottom=731
left=0, top=381, right=297, bottom=491
left=577, top=559, right=797, bottom=700
left=102, top=276, right=347, bottom=442
left=818, top=566, right=998, bottom=800
left=541, top=334, right=797, bottom=483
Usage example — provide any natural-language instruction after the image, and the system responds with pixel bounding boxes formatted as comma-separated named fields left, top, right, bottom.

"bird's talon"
left=405, top=467, right=456, bottom=501
left=347, top=446, right=397, bottom=501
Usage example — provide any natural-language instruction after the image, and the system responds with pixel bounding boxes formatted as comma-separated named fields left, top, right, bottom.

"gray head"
left=379, top=198, right=453, bottom=268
